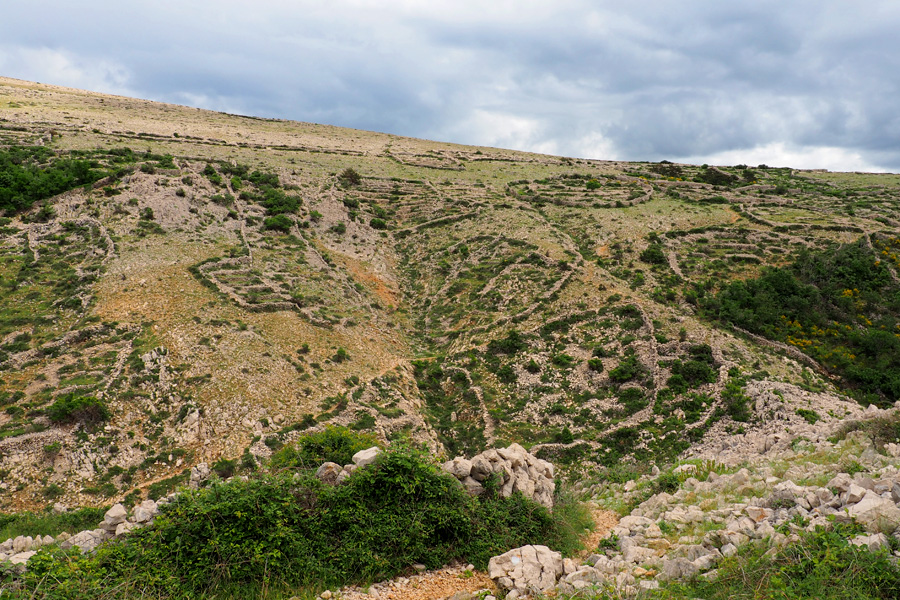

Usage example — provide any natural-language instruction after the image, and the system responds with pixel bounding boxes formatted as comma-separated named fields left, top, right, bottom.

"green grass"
left=0, top=507, right=107, bottom=541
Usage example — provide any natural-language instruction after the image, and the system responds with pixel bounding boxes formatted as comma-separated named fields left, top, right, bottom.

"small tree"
left=339, top=168, right=362, bottom=186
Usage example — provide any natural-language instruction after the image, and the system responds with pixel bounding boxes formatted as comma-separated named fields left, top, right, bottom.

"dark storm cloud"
left=1, top=1, right=899, bottom=171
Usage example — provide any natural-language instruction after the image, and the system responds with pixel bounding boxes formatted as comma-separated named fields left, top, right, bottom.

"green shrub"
left=263, top=214, right=293, bottom=232
left=487, top=330, right=528, bottom=355
left=587, top=358, right=604, bottom=372
left=46, top=395, right=110, bottom=425
left=270, top=426, right=379, bottom=469
left=497, top=363, right=517, bottom=383
left=212, top=458, right=237, bottom=479
left=830, top=413, right=900, bottom=451
left=0, top=145, right=104, bottom=213
left=370, top=217, right=387, bottom=230
left=722, top=369, right=752, bottom=422
left=640, top=244, right=666, bottom=265
left=706, top=241, right=900, bottom=404
left=551, top=353, right=576, bottom=369
left=609, top=353, right=643, bottom=383
left=0, top=506, right=107, bottom=541
left=339, top=167, right=362, bottom=186
left=12, top=446, right=585, bottom=598
left=797, top=408, right=821, bottom=424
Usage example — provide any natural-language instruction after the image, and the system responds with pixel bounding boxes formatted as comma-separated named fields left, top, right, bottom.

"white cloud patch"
left=445, top=110, right=560, bottom=155
left=677, top=143, right=889, bottom=173
left=0, top=45, right=134, bottom=96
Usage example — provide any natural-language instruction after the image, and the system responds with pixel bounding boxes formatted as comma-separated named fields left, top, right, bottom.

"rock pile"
left=443, top=443, right=556, bottom=508
left=315, top=447, right=382, bottom=485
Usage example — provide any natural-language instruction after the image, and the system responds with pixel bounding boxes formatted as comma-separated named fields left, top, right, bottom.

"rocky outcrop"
left=443, top=443, right=556, bottom=509
left=488, top=545, right=566, bottom=599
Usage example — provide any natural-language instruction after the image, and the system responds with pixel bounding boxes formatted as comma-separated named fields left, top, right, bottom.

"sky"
left=1, top=1, right=899, bottom=172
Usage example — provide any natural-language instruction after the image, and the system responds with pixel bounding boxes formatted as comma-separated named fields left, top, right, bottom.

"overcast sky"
left=2, top=1, right=899, bottom=172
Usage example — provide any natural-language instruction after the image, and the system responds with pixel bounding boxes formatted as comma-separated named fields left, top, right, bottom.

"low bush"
left=10, top=446, right=587, bottom=599
left=270, top=425, right=378, bottom=469
left=46, top=395, right=110, bottom=425
left=339, top=168, right=362, bottom=186
left=609, top=353, right=643, bottom=383
left=830, top=412, right=900, bottom=451
left=263, top=214, right=293, bottom=232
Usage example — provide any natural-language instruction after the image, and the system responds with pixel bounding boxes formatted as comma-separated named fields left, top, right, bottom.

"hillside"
left=1, top=76, right=899, bottom=513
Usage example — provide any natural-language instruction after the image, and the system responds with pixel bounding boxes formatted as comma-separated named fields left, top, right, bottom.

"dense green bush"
left=587, top=358, right=604, bottom=372
left=269, top=425, right=378, bottom=469
left=721, top=369, right=752, bottom=422
left=609, top=352, right=643, bottom=383
left=259, top=186, right=301, bottom=215
left=9, top=446, right=585, bottom=599
left=0, top=506, right=107, bottom=541
left=705, top=241, right=900, bottom=404
left=0, top=146, right=103, bottom=213
left=262, top=214, right=293, bottom=232
left=339, top=168, right=362, bottom=186
left=46, top=395, right=110, bottom=425
left=487, top=329, right=528, bottom=355
left=640, top=244, right=667, bottom=265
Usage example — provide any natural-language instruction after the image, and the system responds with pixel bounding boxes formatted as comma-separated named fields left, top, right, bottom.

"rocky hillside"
left=0, top=76, right=899, bottom=514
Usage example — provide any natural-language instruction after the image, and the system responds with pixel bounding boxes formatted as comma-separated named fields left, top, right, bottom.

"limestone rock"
left=845, top=483, right=867, bottom=505
left=190, top=463, right=211, bottom=489
left=64, top=530, right=101, bottom=553
left=316, top=462, right=343, bottom=485
left=443, top=457, right=473, bottom=479
left=352, top=447, right=381, bottom=467
left=851, top=533, right=891, bottom=553
left=103, top=504, right=128, bottom=528
left=847, top=493, right=900, bottom=533
left=8, top=551, right=35, bottom=569
left=442, top=444, right=556, bottom=508
left=488, top=545, right=563, bottom=593
left=661, top=557, right=699, bottom=580
left=133, top=499, right=158, bottom=523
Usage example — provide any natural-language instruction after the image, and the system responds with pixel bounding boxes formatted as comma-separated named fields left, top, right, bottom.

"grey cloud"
left=1, top=1, right=899, bottom=170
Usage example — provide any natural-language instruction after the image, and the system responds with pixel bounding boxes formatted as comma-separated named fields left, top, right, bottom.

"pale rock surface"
left=488, top=545, right=563, bottom=594
left=190, top=463, right=211, bottom=489
left=846, top=493, right=900, bottom=533
left=352, top=447, right=381, bottom=467
left=103, top=504, right=128, bottom=527
left=442, top=443, right=555, bottom=508
left=316, top=462, right=343, bottom=485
